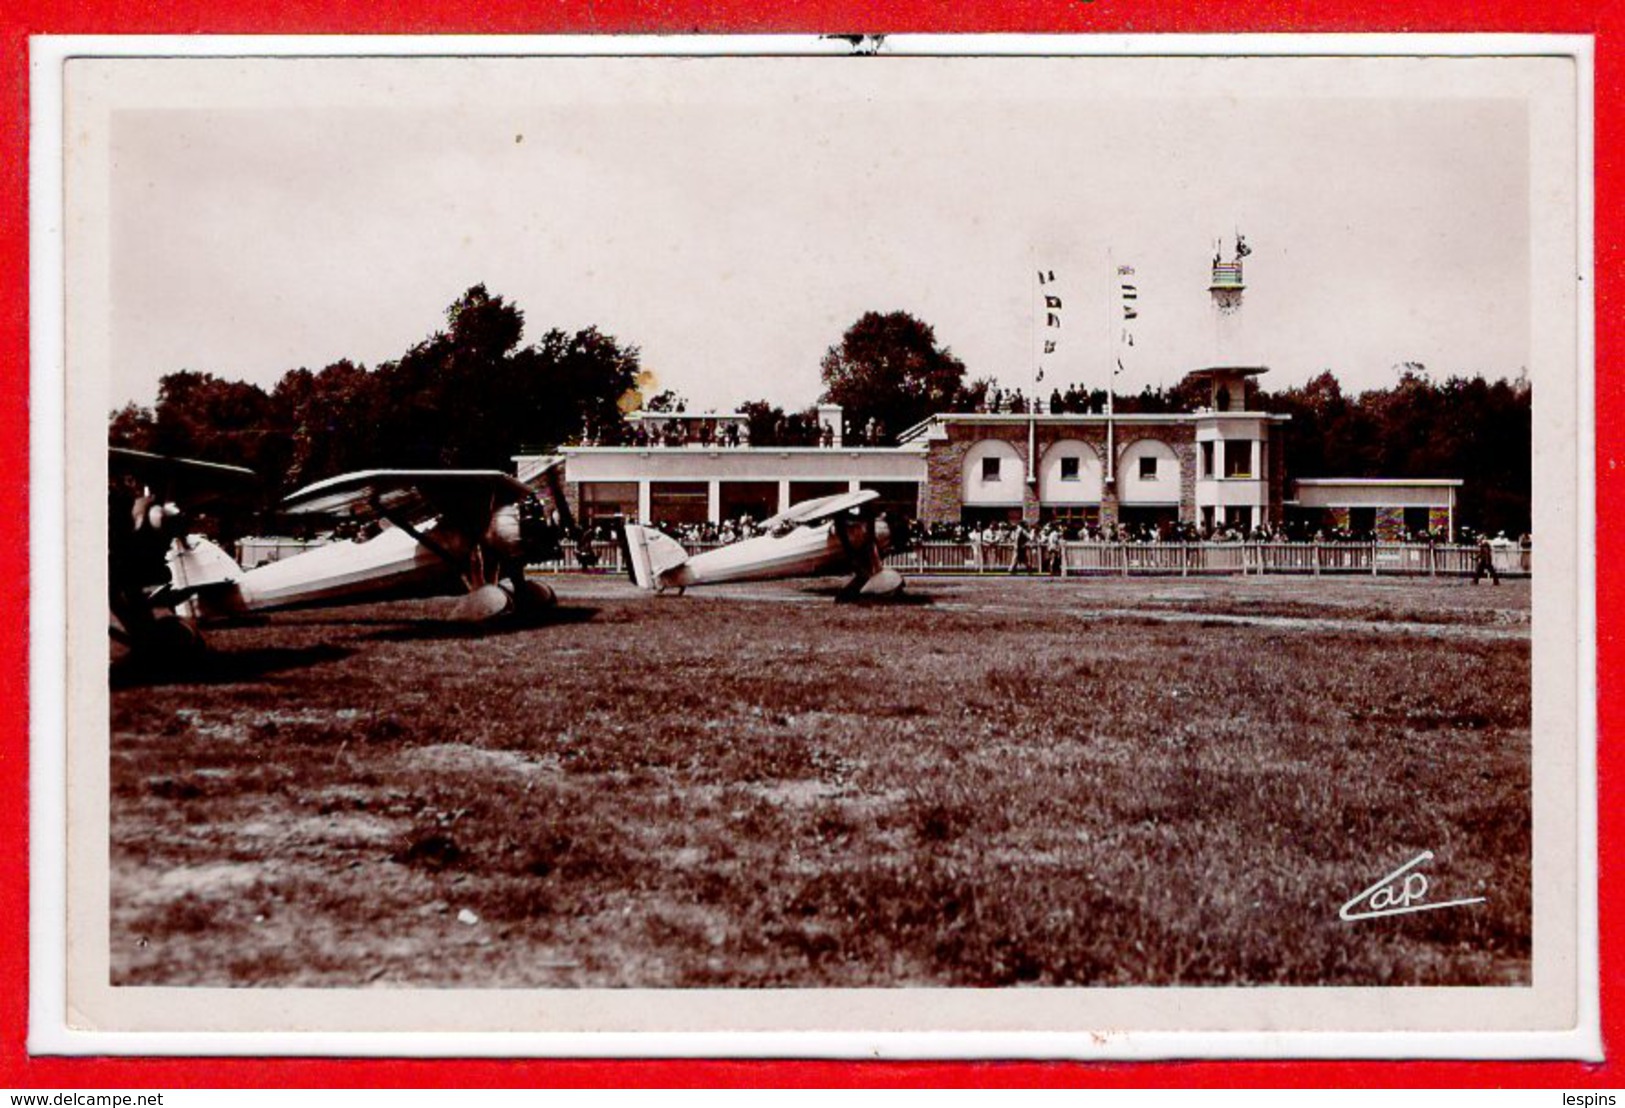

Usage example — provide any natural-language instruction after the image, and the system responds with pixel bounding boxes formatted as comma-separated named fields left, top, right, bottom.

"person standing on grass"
left=1044, top=526, right=1062, bottom=575
left=1474, top=534, right=1500, bottom=586
left=1010, top=522, right=1031, bottom=574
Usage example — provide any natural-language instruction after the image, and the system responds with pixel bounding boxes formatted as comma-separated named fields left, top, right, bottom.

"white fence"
left=533, top=539, right=1531, bottom=579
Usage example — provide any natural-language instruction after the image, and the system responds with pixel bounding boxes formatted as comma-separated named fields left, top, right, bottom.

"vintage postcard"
left=31, top=35, right=1597, bottom=1056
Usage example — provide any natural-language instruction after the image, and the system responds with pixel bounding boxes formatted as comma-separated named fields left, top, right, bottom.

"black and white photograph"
left=41, top=39, right=1592, bottom=1048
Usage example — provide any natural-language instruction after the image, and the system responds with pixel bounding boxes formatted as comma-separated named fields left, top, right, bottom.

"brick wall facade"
left=922, top=419, right=1202, bottom=526
left=1111, top=425, right=1198, bottom=522
left=923, top=423, right=1040, bottom=524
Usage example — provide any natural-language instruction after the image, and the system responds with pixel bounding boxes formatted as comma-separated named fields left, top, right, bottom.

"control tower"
left=1208, top=233, right=1253, bottom=363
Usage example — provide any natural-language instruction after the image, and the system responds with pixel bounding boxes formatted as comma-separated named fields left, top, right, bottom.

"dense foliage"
left=733, top=399, right=825, bottom=447
left=818, top=311, right=975, bottom=444
left=1257, top=367, right=1532, bottom=535
left=109, top=286, right=642, bottom=499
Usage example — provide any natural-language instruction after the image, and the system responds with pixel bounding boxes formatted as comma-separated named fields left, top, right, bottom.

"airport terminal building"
left=527, top=366, right=1461, bottom=540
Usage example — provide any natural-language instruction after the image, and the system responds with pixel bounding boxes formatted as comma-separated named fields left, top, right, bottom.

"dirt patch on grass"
left=405, top=743, right=554, bottom=779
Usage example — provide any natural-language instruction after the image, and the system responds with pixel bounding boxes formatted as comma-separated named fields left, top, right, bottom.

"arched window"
left=1118, top=438, right=1181, bottom=504
left=962, top=439, right=1025, bottom=506
left=1038, top=439, right=1103, bottom=504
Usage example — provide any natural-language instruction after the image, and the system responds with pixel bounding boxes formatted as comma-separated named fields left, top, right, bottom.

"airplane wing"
left=759, top=489, right=880, bottom=532
left=280, top=469, right=534, bottom=525
left=110, top=447, right=259, bottom=506
left=517, top=455, right=577, bottom=532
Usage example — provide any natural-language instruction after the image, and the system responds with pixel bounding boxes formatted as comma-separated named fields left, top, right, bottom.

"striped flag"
left=1117, top=262, right=1138, bottom=360
left=1036, top=267, right=1064, bottom=386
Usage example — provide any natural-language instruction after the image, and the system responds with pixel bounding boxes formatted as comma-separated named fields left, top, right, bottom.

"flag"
left=1036, top=266, right=1064, bottom=388
left=1235, top=234, right=1251, bottom=258
left=1115, top=260, right=1138, bottom=391
left=1116, top=263, right=1139, bottom=329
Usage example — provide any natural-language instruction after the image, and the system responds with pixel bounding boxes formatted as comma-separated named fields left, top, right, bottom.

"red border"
left=4, top=2, right=1616, bottom=1090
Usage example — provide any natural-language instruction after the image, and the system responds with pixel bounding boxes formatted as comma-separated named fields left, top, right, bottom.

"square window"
left=1138, top=456, right=1157, bottom=480
left=1060, top=456, right=1080, bottom=481
left=982, top=456, right=1001, bottom=482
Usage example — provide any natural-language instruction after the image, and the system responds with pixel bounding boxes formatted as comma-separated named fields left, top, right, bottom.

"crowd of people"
left=599, top=420, right=859, bottom=449
left=622, top=420, right=751, bottom=448
left=581, top=513, right=1530, bottom=552
left=647, top=517, right=769, bottom=546
left=965, top=385, right=1110, bottom=416
left=578, top=515, right=771, bottom=546
left=908, top=519, right=1463, bottom=546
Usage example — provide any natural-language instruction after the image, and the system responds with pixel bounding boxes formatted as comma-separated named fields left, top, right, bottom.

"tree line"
left=110, top=286, right=643, bottom=500
left=1257, top=366, right=1532, bottom=536
left=109, top=290, right=1532, bottom=532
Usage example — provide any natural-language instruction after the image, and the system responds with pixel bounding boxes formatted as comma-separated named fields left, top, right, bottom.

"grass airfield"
left=111, top=573, right=1531, bottom=988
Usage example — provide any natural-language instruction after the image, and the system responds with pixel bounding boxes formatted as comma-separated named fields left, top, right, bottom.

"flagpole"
left=1105, top=250, right=1116, bottom=488
left=1028, top=264, right=1039, bottom=490
left=1020, top=263, right=1033, bottom=487
left=1029, top=254, right=1038, bottom=408
left=1027, top=255, right=1040, bottom=401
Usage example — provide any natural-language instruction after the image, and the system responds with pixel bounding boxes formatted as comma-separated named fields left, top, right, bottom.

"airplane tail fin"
left=156, top=535, right=248, bottom=618
left=622, top=524, right=688, bottom=591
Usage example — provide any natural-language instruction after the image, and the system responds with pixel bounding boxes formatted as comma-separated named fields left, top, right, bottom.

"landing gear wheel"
left=516, top=579, right=556, bottom=610
left=859, top=567, right=905, bottom=598
left=452, top=583, right=514, bottom=622
left=149, top=614, right=205, bottom=658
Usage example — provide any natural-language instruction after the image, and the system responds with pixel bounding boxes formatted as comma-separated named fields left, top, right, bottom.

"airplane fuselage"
left=171, top=522, right=469, bottom=618
left=657, top=518, right=892, bottom=589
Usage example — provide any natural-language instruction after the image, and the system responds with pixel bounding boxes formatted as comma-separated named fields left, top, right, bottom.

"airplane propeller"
left=109, top=448, right=260, bottom=662
left=831, top=505, right=906, bottom=601
left=444, top=492, right=567, bottom=620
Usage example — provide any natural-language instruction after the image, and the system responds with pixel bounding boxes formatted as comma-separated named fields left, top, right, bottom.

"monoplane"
left=621, top=489, right=905, bottom=601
